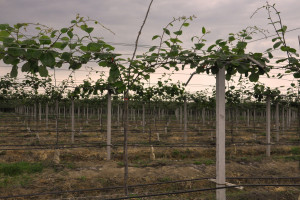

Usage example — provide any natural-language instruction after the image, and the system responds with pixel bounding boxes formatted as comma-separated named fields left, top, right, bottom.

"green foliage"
left=194, top=159, right=215, bottom=165
left=0, top=162, right=43, bottom=176
left=0, top=15, right=117, bottom=78
left=291, top=147, right=300, bottom=155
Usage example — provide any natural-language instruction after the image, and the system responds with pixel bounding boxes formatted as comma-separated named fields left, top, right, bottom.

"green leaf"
left=39, top=65, right=48, bottom=77
left=39, top=35, right=51, bottom=45
left=293, top=72, right=300, bottom=78
left=87, top=43, right=102, bottom=52
left=207, top=44, right=216, bottom=52
left=216, top=39, right=223, bottom=44
left=61, top=52, right=71, bottom=61
left=170, top=38, right=182, bottom=43
left=21, top=62, right=31, bottom=72
left=51, top=30, right=58, bottom=38
left=273, top=41, right=282, bottom=49
left=152, top=35, right=160, bottom=40
left=276, top=58, right=287, bottom=63
left=86, top=27, right=94, bottom=34
left=226, top=72, right=232, bottom=80
left=69, top=62, right=82, bottom=70
left=202, top=27, right=206, bottom=34
left=81, top=25, right=93, bottom=33
left=268, top=52, right=273, bottom=59
left=272, top=37, right=280, bottom=42
left=10, top=65, right=18, bottom=77
left=0, top=31, right=10, bottom=41
left=174, top=30, right=182, bottom=36
left=249, top=72, right=259, bottom=82
left=3, top=55, right=19, bottom=65
left=80, top=25, right=87, bottom=31
left=3, top=37, right=14, bottom=47
left=21, top=39, right=37, bottom=46
left=228, top=36, right=235, bottom=42
left=195, top=43, right=205, bottom=50
left=245, top=36, right=252, bottom=40
left=237, top=41, right=247, bottom=49
left=53, top=42, right=63, bottom=49
left=67, top=31, right=73, bottom=39
left=182, top=23, right=189, bottom=27
left=163, top=28, right=170, bottom=35
left=69, top=43, right=77, bottom=50
left=211, top=66, right=218, bottom=74
left=164, top=41, right=171, bottom=47
left=79, top=46, right=88, bottom=52
left=7, top=47, right=25, bottom=57
left=108, top=64, right=120, bottom=83
left=237, top=64, right=249, bottom=74
left=40, top=52, right=55, bottom=67
left=149, top=46, right=156, bottom=52
left=0, top=24, right=10, bottom=30
left=98, top=61, right=108, bottom=67
left=61, top=37, right=69, bottom=42
left=27, top=49, right=41, bottom=59
left=60, top=28, right=68, bottom=33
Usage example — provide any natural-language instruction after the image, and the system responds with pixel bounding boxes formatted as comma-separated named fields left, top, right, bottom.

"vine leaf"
left=10, top=65, right=18, bottom=77
left=40, top=52, right=55, bottom=67
left=39, top=65, right=48, bottom=77
left=249, top=72, right=259, bottom=82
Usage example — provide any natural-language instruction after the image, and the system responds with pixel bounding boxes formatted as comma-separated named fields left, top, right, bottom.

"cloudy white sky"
left=1, top=0, right=300, bottom=94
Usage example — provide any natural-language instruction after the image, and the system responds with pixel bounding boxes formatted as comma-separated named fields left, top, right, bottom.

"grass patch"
left=77, top=176, right=87, bottom=181
left=171, top=149, right=191, bottom=159
left=291, top=147, right=300, bottom=155
left=117, top=161, right=124, bottom=167
left=194, top=159, right=215, bottom=165
left=0, top=175, right=33, bottom=188
left=0, top=162, right=43, bottom=176
left=283, top=155, right=300, bottom=161
left=157, top=176, right=172, bottom=182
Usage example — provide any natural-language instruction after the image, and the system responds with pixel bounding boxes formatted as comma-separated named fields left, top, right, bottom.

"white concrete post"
left=117, top=104, right=120, bottom=125
left=39, top=102, right=42, bottom=121
left=45, top=102, right=49, bottom=129
left=275, top=102, right=279, bottom=142
left=34, top=103, right=37, bottom=120
left=184, top=97, right=187, bottom=142
left=107, top=91, right=112, bottom=160
left=142, top=103, right=145, bottom=134
left=180, top=106, right=183, bottom=129
left=202, top=108, right=206, bottom=125
left=247, top=109, right=250, bottom=127
left=71, top=99, right=75, bottom=143
left=266, top=96, right=271, bottom=157
left=216, top=67, right=226, bottom=200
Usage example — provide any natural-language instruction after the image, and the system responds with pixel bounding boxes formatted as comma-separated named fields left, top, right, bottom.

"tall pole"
left=107, top=91, right=112, bottom=160
left=275, top=102, right=279, bottom=142
left=184, top=97, right=187, bottom=142
left=266, top=96, right=271, bottom=157
left=71, top=98, right=75, bottom=143
left=216, top=67, right=226, bottom=200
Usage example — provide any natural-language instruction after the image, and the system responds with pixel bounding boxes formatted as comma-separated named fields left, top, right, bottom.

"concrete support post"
left=39, top=102, right=42, bottom=121
left=275, top=102, right=279, bottom=142
left=142, top=103, right=145, bottom=134
left=45, top=102, right=49, bottom=129
left=107, top=91, right=112, bottom=160
left=216, top=67, right=226, bottom=200
left=71, top=99, right=75, bottom=143
left=266, top=96, right=271, bottom=157
left=184, top=97, right=187, bottom=142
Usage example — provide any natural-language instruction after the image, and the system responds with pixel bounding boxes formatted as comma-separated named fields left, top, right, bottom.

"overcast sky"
left=1, top=0, right=300, bottom=94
